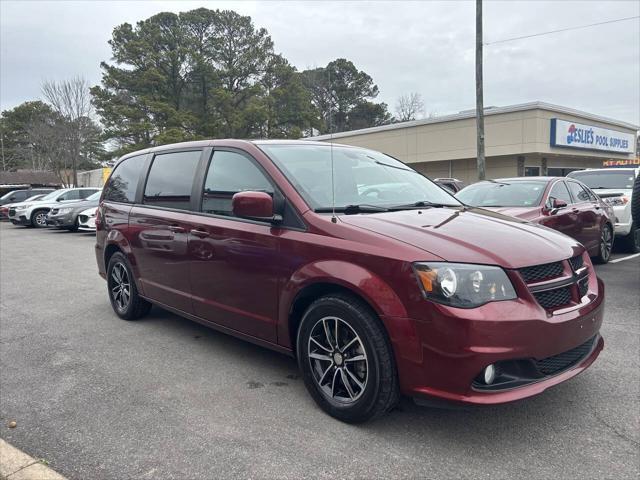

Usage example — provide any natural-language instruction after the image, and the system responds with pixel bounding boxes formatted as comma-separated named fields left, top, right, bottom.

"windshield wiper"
left=315, top=204, right=390, bottom=214
left=486, top=180, right=511, bottom=186
left=388, top=200, right=459, bottom=210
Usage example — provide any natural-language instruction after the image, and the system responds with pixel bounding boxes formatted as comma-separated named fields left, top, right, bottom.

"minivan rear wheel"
left=296, top=294, right=399, bottom=423
left=621, top=223, right=639, bottom=253
left=107, top=252, right=151, bottom=320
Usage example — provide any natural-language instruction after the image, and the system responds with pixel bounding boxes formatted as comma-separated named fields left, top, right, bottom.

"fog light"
left=483, top=364, right=496, bottom=384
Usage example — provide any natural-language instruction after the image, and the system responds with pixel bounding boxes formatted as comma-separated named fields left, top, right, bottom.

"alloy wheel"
left=600, top=226, right=612, bottom=261
left=308, top=316, right=368, bottom=404
left=110, top=262, right=131, bottom=312
left=35, top=212, right=47, bottom=227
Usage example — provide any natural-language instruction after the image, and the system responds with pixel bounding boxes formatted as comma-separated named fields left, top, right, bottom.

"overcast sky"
left=1, top=0, right=639, bottom=125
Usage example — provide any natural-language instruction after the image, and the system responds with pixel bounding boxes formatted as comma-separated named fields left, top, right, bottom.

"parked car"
left=77, top=207, right=98, bottom=232
left=46, top=190, right=102, bottom=231
left=0, top=188, right=54, bottom=206
left=8, top=187, right=100, bottom=227
left=456, top=177, right=615, bottom=263
left=0, top=194, right=47, bottom=220
left=434, top=177, right=465, bottom=194
left=567, top=168, right=639, bottom=252
left=96, top=140, right=604, bottom=423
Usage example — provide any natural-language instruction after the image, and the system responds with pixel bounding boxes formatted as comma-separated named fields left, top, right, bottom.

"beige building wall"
left=313, top=103, right=638, bottom=182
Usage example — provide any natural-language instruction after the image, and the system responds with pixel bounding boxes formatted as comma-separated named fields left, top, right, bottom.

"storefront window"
left=524, top=166, right=540, bottom=176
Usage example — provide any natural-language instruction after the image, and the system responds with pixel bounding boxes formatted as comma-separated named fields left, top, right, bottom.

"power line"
left=485, top=15, right=640, bottom=45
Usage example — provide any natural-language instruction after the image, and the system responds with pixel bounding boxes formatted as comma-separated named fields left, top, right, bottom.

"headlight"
left=58, top=207, right=73, bottom=214
left=16, top=204, right=31, bottom=210
left=413, top=262, right=517, bottom=308
left=603, top=195, right=629, bottom=206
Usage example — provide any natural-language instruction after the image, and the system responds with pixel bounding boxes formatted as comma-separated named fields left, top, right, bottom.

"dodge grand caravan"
left=96, top=140, right=604, bottom=423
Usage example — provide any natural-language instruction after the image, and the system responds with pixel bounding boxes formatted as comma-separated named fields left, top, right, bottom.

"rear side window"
left=104, top=155, right=147, bottom=203
left=566, top=181, right=590, bottom=203
left=202, top=150, right=273, bottom=216
left=143, top=150, right=201, bottom=210
left=79, top=189, right=98, bottom=199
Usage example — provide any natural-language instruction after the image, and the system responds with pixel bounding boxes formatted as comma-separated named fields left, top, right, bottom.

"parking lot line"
left=609, top=253, right=640, bottom=264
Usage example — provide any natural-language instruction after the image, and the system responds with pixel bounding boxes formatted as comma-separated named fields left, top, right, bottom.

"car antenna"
left=329, top=67, right=337, bottom=223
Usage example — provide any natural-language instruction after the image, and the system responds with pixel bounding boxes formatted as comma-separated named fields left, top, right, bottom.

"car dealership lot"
left=0, top=223, right=638, bottom=479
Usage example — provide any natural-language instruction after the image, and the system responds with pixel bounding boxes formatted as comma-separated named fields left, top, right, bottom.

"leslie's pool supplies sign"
left=550, top=118, right=635, bottom=154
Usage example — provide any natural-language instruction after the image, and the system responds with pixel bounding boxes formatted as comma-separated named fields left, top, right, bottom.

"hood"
left=52, top=199, right=99, bottom=212
left=481, top=206, right=542, bottom=221
left=339, top=207, right=581, bottom=269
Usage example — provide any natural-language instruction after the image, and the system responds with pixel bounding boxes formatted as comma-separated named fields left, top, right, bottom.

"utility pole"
left=475, top=0, right=486, bottom=180
left=0, top=133, right=5, bottom=171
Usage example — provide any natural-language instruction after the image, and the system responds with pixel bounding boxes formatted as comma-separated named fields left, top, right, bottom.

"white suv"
left=567, top=167, right=639, bottom=252
left=8, top=188, right=100, bottom=228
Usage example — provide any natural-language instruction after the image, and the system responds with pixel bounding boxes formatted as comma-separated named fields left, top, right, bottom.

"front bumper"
left=10, top=213, right=31, bottom=225
left=385, top=277, right=605, bottom=406
left=612, top=205, right=632, bottom=236
left=46, top=212, right=75, bottom=227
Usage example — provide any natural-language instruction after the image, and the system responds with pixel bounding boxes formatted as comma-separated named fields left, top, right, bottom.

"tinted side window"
left=79, top=189, right=98, bottom=199
left=202, top=151, right=273, bottom=216
left=105, top=155, right=147, bottom=203
left=567, top=181, right=590, bottom=203
left=548, top=181, right=572, bottom=205
left=143, top=150, right=201, bottom=210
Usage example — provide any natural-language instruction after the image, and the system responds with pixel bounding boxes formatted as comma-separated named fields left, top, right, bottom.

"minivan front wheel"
left=107, top=252, right=151, bottom=320
left=297, top=294, right=399, bottom=423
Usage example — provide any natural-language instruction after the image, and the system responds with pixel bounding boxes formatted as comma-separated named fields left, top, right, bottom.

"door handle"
left=572, top=208, right=579, bottom=213
left=190, top=228, right=209, bottom=238
left=168, top=225, right=185, bottom=233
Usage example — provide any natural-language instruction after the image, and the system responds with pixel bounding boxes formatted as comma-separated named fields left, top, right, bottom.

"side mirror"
left=552, top=198, right=568, bottom=209
left=232, top=191, right=281, bottom=223
left=56, top=197, right=63, bottom=202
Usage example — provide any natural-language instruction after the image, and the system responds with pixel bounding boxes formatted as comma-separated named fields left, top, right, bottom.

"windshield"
left=38, top=189, right=64, bottom=201
left=567, top=170, right=635, bottom=189
left=86, top=191, right=102, bottom=201
left=24, top=194, right=45, bottom=202
left=456, top=181, right=546, bottom=207
left=260, top=144, right=460, bottom=211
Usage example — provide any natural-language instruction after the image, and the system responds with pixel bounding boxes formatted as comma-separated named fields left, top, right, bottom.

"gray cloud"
left=1, top=0, right=638, bottom=125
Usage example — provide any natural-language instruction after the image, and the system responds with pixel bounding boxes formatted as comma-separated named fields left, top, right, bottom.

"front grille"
left=533, top=286, right=572, bottom=309
left=535, top=336, right=596, bottom=375
left=9, top=208, right=16, bottom=216
left=568, top=255, right=584, bottom=272
left=519, top=261, right=564, bottom=283
left=79, top=215, right=88, bottom=222
left=578, top=277, right=589, bottom=298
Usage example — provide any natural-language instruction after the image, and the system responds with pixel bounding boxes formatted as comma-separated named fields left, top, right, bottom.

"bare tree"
left=395, top=92, right=425, bottom=122
left=42, top=77, right=93, bottom=186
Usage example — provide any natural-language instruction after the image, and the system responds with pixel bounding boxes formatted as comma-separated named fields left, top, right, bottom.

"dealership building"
left=311, top=101, right=639, bottom=183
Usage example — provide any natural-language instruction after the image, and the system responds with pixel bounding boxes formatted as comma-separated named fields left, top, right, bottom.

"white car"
left=8, top=187, right=100, bottom=228
left=567, top=167, right=639, bottom=252
left=77, top=206, right=98, bottom=231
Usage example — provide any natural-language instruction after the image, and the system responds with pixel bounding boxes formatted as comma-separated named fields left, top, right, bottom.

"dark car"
left=46, top=190, right=102, bottom=230
left=0, top=188, right=54, bottom=206
left=95, top=140, right=604, bottom=423
left=456, top=177, right=615, bottom=263
left=434, top=177, right=465, bottom=194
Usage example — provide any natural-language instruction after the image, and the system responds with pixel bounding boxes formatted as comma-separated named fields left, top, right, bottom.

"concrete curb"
left=0, top=439, right=66, bottom=480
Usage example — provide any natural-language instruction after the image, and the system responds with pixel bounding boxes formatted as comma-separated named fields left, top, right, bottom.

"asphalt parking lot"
left=0, top=222, right=638, bottom=480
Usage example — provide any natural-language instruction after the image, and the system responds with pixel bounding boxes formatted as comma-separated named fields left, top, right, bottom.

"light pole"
left=475, top=0, right=486, bottom=181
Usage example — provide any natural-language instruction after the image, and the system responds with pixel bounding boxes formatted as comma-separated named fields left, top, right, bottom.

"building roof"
left=309, top=101, right=640, bottom=141
left=0, top=170, right=61, bottom=186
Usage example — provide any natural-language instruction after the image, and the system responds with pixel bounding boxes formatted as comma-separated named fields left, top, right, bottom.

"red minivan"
left=96, top=140, right=604, bottom=423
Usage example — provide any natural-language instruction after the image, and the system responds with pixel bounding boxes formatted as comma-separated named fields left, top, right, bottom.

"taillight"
left=95, top=208, right=103, bottom=229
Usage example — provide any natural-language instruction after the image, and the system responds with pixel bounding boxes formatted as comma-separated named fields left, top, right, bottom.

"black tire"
left=296, top=294, right=399, bottom=423
left=67, top=216, right=79, bottom=232
left=30, top=209, right=48, bottom=228
left=593, top=223, right=613, bottom=264
left=107, top=252, right=151, bottom=320
left=621, top=223, right=640, bottom=253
